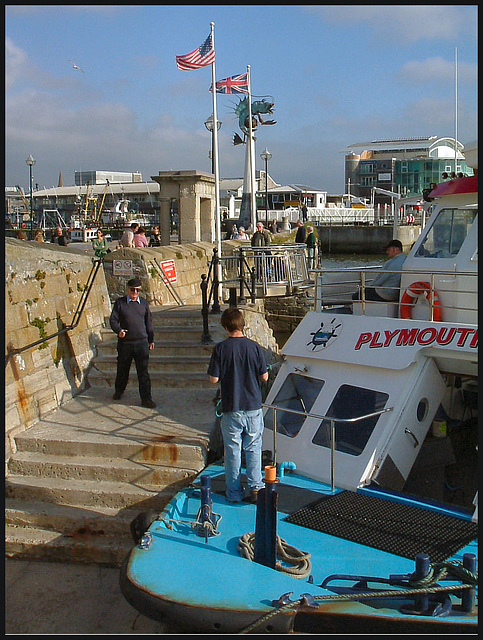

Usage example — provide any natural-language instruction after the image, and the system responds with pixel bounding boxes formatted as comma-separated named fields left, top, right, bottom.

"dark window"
left=312, top=384, right=389, bottom=456
left=265, top=373, right=325, bottom=438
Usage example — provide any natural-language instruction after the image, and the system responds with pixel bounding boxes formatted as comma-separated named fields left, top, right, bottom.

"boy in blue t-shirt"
left=208, top=307, right=268, bottom=503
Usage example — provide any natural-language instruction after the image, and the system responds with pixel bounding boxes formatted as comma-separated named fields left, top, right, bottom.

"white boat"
left=120, top=142, right=477, bottom=633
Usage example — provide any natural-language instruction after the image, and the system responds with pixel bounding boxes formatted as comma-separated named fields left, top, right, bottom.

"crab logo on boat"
left=307, top=319, right=341, bottom=351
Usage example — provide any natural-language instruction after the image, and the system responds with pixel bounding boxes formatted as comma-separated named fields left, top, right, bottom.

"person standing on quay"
left=120, top=223, right=139, bottom=248
left=133, top=227, right=148, bottom=248
left=207, top=307, right=268, bottom=503
left=149, top=225, right=162, bottom=247
left=92, top=229, right=109, bottom=258
left=305, top=225, right=317, bottom=269
left=295, top=219, right=306, bottom=244
left=109, top=277, right=156, bottom=408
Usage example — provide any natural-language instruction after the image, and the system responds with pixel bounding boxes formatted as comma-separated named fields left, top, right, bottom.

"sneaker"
left=112, top=391, right=122, bottom=400
left=141, top=399, right=157, bottom=409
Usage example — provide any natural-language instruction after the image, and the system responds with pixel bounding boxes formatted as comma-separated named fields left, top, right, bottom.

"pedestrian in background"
left=120, top=223, right=139, bottom=248
left=92, top=229, right=109, bottom=258
left=149, top=225, right=161, bottom=247
left=133, top=227, right=148, bottom=248
left=109, top=277, right=156, bottom=408
left=305, top=225, right=316, bottom=268
left=52, top=227, right=69, bottom=246
left=295, top=220, right=306, bottom=244
left=207, top=307, right=268, bottom=503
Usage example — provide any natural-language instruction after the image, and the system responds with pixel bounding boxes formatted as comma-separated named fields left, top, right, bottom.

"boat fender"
left=400, top=281, right=442, bottom=321
left=278, top=461, right=296, bottom=479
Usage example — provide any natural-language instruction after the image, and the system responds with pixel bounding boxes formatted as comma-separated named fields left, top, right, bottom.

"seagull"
left=69, top=60, right=84, bottom=73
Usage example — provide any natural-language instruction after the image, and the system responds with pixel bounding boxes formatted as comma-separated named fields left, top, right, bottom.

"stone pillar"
left=159, top=197, right=171, bottom=246
left=152, top=171, right=216, bottom=245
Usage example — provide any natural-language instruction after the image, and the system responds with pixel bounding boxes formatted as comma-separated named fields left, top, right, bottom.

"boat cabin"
left=263, top=160, right=477, bottom=508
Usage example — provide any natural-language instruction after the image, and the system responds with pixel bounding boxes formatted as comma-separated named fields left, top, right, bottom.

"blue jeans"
left=220, top=409, right=264, bottom=502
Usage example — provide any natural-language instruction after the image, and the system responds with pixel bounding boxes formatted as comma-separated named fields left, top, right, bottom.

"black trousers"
left=352, top=287, right=387, bottom=302
left=115, top=340, right=152, bottom=401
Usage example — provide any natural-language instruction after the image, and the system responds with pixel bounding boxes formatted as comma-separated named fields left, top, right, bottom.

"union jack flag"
left=210, top=73, right=249, bottom=94
left=176, top=34, right=215, bottom=70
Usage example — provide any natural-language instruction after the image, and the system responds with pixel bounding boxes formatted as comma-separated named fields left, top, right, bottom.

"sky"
left=5, top=5, right=478, bottom=195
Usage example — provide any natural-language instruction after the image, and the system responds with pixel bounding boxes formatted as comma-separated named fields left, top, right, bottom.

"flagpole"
left=210, top=22, right=222, bottom=303
left=247, top=65, right=257, bottom=233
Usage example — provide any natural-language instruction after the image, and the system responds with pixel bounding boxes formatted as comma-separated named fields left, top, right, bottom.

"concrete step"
left=95, top=340, right=215, bottom=357
left=7, top=451, right=201, bottom=488
left=5, top=524, right=133, bottom=566
left=13, top=429, right=208, bottom=468
left=5, top=474, right=174, bottom=510
left=5, top=498, right=136, bottom=537
left=88, top=369, right=214, bottom=389
left=92, top=354, right=211, bottom=374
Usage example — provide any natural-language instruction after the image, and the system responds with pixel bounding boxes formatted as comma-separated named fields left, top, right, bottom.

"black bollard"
left=253, top=465, right=278, bottom=569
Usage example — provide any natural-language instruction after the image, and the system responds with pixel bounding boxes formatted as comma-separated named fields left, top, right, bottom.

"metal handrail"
left=5, top=258, right=104, bottom=368
left=313, top=267, right=478, bottom=318
left=263, top=402, right=393, bottom=492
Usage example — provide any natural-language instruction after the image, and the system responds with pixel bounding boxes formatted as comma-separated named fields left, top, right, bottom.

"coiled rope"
left=238, top=532, right=312, bottom=579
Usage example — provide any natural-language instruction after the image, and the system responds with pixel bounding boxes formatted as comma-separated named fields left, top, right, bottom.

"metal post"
left=330, top=419, right=336, bottom=492
left=238, top=246, right=246, bottom=305
left=211, top=248, right=221, bottom=314
left=200, top=274, right=213, bottom=344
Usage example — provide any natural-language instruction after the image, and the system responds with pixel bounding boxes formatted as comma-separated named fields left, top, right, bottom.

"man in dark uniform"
left=109, top=277, right=156, bottom=408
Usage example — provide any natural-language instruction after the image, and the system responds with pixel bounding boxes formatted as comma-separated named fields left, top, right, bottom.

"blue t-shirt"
left=207, top=336, right=267, bottom=413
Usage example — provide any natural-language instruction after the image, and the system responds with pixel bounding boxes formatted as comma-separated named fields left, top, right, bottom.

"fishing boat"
left=120, top=143, right=477, bottom=634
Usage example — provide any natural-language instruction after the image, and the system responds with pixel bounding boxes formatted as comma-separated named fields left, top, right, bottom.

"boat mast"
left=454, top=47, right=458, bottom=174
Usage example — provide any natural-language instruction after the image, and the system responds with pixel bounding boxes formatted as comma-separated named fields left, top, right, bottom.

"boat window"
left=312, top=385, right=389, bottom=456
left=416, top=208, right=477, bottom=258
left=265, top=373, right=324, bottom=438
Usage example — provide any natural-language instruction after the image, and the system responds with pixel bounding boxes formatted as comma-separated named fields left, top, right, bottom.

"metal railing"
left=313, top=266, right=478, bottom=322
left=263, top=402, right=393, bottom=492
left=5, top=258, right=104, bottom=368
left=200, top=245, right=312, bottom=343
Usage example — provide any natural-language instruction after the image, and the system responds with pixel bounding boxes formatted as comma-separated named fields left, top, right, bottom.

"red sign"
left=160, top=260, right=177, bottom=283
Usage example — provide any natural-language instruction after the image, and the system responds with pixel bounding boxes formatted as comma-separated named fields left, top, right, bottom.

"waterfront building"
left=345, top=136, right=474, bottom=207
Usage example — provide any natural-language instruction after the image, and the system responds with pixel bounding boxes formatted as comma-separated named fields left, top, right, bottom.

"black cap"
left=127, top=277, right=142, bottom=288
left=386, top=239, right=403, bottom=251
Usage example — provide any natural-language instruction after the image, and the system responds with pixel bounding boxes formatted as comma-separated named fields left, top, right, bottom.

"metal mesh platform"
left=284, top=490, right=478, bottom=563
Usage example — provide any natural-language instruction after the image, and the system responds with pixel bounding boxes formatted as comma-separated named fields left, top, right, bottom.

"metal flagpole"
left=247, top=65, right=257, bottom=233
left=210, top=22, right=222, bottom=302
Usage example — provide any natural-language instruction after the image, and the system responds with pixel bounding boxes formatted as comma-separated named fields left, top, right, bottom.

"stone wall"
left=101, top=242, right=214, bottom=306
left=5, top=238, right=111, bottom=462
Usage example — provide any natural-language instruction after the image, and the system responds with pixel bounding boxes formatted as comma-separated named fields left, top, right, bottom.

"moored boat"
left=119, top=142, right=477, bottom=633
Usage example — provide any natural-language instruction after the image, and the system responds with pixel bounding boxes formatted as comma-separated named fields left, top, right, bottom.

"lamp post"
left=204, top=114, right=222, bottom=174
left=26, top=154, right=36, bottom=236
left=260, top=148, right=272, bottom=226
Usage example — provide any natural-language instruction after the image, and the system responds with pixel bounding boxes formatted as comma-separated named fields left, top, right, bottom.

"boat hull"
left=119, top=466, right=477, bottom=634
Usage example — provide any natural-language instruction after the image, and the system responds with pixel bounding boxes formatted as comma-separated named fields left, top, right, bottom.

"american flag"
left=210, top=73, right=249, bottom=94
left=176, top=34, right=215, bottom=70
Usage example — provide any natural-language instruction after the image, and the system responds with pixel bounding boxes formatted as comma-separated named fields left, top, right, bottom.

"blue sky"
left=5, top=5, right=478, bottom=194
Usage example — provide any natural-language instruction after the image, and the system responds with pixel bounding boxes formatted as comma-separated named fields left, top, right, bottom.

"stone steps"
left=90, top=304, right=225, bottom=389
left=5, top=385, right=215, bottom=566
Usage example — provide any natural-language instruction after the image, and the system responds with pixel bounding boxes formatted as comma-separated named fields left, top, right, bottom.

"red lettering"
left=417, top=327, right=438, bottom=345
left=396, top=328, right=419, bottom=346
left=436, top=327, right=457, bottom=345
left=354, top=332, right=372, bottom=350
left=370, top=331, right=383, bottom=348
left=470, top=330, right=478, bottom=348
left=383, top=330, right=400, bottom=347
left=456, top=328, right=474, bottom=347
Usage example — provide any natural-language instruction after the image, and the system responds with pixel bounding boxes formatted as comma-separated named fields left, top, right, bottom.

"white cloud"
left=305, top=6, right=474, bottom=43
left=399, top=57, right=478, bottom=85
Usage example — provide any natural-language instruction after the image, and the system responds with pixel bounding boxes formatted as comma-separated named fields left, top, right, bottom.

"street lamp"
left=260, top=148, right=272, bottom=226
left=26, top=154, right=36, bottom=236
left=204, top=114, right=222, bottom=174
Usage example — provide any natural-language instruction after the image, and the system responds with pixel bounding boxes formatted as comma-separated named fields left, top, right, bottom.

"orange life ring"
left=400, top=281, right=442, bottom=321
